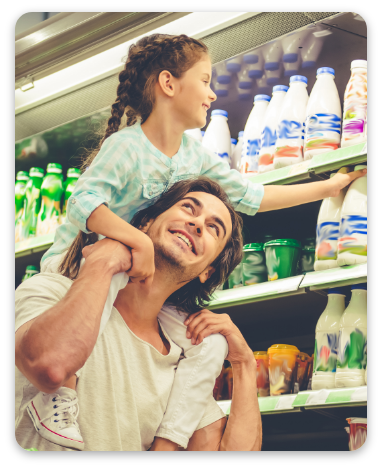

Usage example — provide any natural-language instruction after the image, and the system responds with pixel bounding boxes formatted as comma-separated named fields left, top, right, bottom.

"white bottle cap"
left=351, top=60, right=367, bottom=70
left=354, top=164, right=367, bottom=171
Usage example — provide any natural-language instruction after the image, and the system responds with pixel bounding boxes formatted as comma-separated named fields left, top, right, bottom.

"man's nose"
left=188, top=219, right=203, bottom=235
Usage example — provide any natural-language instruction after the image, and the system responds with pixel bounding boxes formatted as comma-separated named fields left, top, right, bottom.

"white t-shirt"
left=15, top=273, right=225, bottom=451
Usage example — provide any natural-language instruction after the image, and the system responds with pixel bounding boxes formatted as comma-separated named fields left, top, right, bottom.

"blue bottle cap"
left=265, top=62, right=280, bottom=71
left=238, top=81, right=252, bottom=90
left=290, top=75, right=308, bottom=84
left=217, top=75, right=231, bottom=85
left=211, top=109, right=228, bottom=118
left=317, top=67, right=335, bottom=76
left=201, top=131, right=205, bottom=136
left=254, top=94, right=271, bottom=102
left=328, top=288, right=346, bottom=295
left=215, top=89, right=228, bottom=97
left=226, top=62, right=241, bottom=73
left=266, top=77, right=280, bottom=86
left=302, top=61, right=316, bottom=69
left=243, top=53, right=259, bottom=64
left=284, top=69, right=298, bottom=77
left=248, top=69, right=263, bottom=79
left=238, top=131, right=244, bottom=138
left=273, top=85, right=289, bottom=93
left=231, top=138, right=237, bottom=145
left=238, top=91, right=252, bottom=101
left=283, top=53, right=298, bottom=63
left=351, top=283, right=367, bottom=290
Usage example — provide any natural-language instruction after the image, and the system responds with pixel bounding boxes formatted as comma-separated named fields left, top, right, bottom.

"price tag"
left=361, top=142, right=367, bottom=154
left=275, top=395, right=296, bottom=410
left=326, top=389, right=355, bottom=404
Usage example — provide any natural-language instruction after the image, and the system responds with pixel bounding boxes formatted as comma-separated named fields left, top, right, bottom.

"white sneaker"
left=26, top=387, right=84, bottom=450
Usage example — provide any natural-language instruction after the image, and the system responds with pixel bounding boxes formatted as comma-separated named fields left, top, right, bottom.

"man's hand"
left=325, top=167, right=367, bottom=198
left=82, top=238, right=132, bottom=276
left=184, top=310, right=253, bottom=365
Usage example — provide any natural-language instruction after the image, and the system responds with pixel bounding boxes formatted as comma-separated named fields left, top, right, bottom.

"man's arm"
left=15, top=239, right=132, bottom=394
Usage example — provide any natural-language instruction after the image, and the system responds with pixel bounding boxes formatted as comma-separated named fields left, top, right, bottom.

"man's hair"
left=59, top=176, right=243, bottom=314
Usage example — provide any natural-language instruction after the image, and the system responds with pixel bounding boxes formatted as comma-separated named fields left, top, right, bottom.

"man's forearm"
left=19, top=259, right=114, bottom=391
left=219, top=356, right=262, bottom=451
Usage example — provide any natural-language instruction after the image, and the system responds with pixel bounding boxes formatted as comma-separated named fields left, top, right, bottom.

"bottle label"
left=216, top=152, right=229, bottom=162
left=341, top=70, right=367, bottom=145
left=305, top=113, right=341, bottom=152
left=245, top=138, right=261, bottom=172
left=338, top=215, right=367, bottom=257
left=255, top=357, right=270, bottom=397
left=259, top=127, right=277, bottom=167
left=274, top=120, right=305, bottom=161
left=315, top=221, right=340, bottom=260
left=336, top=327, right=367, bottom=371
left=313, top=334, right=339, bottom=373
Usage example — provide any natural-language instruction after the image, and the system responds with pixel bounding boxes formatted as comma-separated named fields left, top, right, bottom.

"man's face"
left=145, top=191, right=232, bottom=284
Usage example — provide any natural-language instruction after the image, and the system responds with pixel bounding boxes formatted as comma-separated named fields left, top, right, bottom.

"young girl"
left=27, top=33, right=365, bottom=451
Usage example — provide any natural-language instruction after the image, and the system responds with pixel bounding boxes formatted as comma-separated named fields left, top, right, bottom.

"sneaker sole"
left=26, top=401, right=84, bottom=451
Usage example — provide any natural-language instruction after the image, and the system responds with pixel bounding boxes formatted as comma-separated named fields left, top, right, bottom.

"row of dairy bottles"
left=198, top=60, right=367, bottom=174
left=15, top=165, right=81, bottom=242
left=315, top=166, right=367, bottom=270
left=313, top=284, right=367, bottom=389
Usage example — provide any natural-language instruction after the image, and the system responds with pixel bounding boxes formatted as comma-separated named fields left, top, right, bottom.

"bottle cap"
left=354, top=164, right=367, bottom=171
left=26, top=265, right=39, bottom=273
left=47, top=163, right=63, bottom=174
left=243, top=243, right=265, bottom=252
left=302, top=61, right=316, bottom=69
left=67, top=168, right=81, bottom=177
left=201, top=131, right=205, bottom=136
left=211, top=109, right=228, bottom=118
left=267, top=344, right=300, bottom=355
left=265, top=62, right=280, bottom=71
left=290, top=75, right=308, bottom=84
left=264, top=238, right=301, bottom=249
left=351, top=60, right=367, bottom=69
left=238, top=131, right=244, bottom=138
left=231, top=138, right=237, bottom=145
left=254, top=94, right=271, bottom=102
left=328, top=288, right=346, bottom=295
left=351, top=283, right=367, bottom=290
left=243, top=53, right=259, bottom=64
left=16, top=171, right=29, bottom=181
left=283, top=53, right=299, bottom=63
left=248, top=69, right=263, bottom=79
left=273, top=85, right=289, bottom=93
left=317, top=67, right=335, bottom=76
left=29, top=167, right=44, bottom=177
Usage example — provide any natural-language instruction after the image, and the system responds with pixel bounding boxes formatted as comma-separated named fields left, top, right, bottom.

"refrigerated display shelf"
left=218, top=386, right=367, bottom=416
left=300, top=263, right=367, bottom=290
left=244, top=143, right=367, bottom=186
left=15, top=234, right=55, bottom=258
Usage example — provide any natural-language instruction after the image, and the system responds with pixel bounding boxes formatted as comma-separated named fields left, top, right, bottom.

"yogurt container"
left=228, top=262, right=243, bottom=289
left=254, top=351, right=270, bottom=397
left=242, top=243, right=267, bottom=285
left=264, top=239, right=301, bottom=281
left=268, top=344, right=300, bottom=396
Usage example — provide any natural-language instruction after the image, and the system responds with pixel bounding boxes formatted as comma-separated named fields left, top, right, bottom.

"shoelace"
left=46, top=394, right=80, bottom=431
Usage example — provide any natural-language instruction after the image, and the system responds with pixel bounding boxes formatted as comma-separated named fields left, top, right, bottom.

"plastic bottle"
left=230, top=131, right=244, bottom=171
left=284, top=52, right=301, bottom=78
left=256, top=76, right=270, bottom=95
left=226, top=56, right=242, bottom=73
left=36, top=163, right=64, bottom=236
left=21, top=265, right=40, bottom=282
left=304, top=67, right=342, bottom=160
left=202, top=110, right=231, bottom=163
left=235, top=82, right=252, bottom=101
left=248, top=51, right=264, bottom=79
left=240, top=95, right=270, bottom=174
left=215, top=62, right=231, bottom=84
left=282, top=30, right=310, bottom=64
left=259, top=85, right=288, bottom=173
left=185, top=128, right=203, bottom=142
left=61, top=168, right=81, bottom=224
left=314, top=172, right=347, bottom=271
left=20, top=167, right=44, bottom=240
left=341, top=60, right=367, bottom=148
left=15, top=171, right=29, bottom=223
left=337, top=165, right=367, bottom=266
left=237, top=66, right=252, bottom=89
left=231, top=138, right=237, bottom=155
left=243, top=52, right=259, bottom=65
left=312, top=288, right=346, bottom=390
left=274, top=75, right=309, bottom=169
left=301, top=29, right=329, bottom=69
left=335, top=283, right=367, bottom=388
left=265, top=68, right=281, bottom=86
left=264, top=40, right=282, bottom=71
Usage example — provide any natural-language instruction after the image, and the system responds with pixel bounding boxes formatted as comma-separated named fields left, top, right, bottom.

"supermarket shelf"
left=244, top=143, right=367, bottom=186
left=15, top=234, right=54, bottom=258
left=301, top=264, right=367, bottom=290
left=217, top=386, right=367, bottom=416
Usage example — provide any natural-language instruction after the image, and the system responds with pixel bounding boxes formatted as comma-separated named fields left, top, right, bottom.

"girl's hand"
left=127, top=234, right=155, bottom=287
left=326, top=167, right=367, bottom=198
left=184, top=310, right=253, bottom=365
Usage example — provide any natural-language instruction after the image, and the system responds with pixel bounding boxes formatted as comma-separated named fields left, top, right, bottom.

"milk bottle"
left=231, top=138, right=237, bottom=155
left=274, top=75, right=309, bottom=169
left=237, top=66, right=252, bottom=89
left=248, top=51, right=264, bottom=79
left=215, top=62, right=231, bottom=84
left=240, top=95, right=270, bottom=174
left=265, top=68, right=281, bottom=86
left=335, top=284, right=367, bottom=388
left=264, top=40, right=282, bottom=71
left=259, top=85, right=288, bottom=173
left=341, top=60, right=367, bottom=148
left=256, top=76, right=270, bottom=95
left=337, top=165, right=367, bottom=266
left=284, top=52, right=301, bottom=78
left=314, top=172, right=347, bottom=271
left=282, top=30, right=310, bottom=64
left=312, top=288, right=346, bottom=390
left=304, top=67, right=342, bottom=160
left=185, top=128, right=203, bottom=142
left=230, top=131, right=243, bottom=171
left=202, top=110, right=231, bottom=163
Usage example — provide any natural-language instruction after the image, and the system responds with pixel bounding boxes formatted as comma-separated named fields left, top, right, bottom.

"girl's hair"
left=59, top=176, right=243, bottom=314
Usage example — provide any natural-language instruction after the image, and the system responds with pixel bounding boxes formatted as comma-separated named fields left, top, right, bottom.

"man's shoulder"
left=16, top=272, right=72, bottom=300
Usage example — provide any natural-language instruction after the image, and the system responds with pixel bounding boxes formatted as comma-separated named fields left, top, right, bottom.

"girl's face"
left=174, top=54, right=217, bottom=130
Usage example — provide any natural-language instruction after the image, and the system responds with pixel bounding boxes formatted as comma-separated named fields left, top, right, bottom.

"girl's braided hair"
left=59, top=34, right=209, bottom=280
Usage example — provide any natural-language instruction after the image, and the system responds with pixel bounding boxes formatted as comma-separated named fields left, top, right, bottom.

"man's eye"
left=182, top=203, right=193, bottom=212
left=210, top=225, right=219, bottom=236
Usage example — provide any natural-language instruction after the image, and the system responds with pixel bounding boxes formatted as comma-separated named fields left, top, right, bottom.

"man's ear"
left=198, top=266, right=216, bottom=284
left=157, top=70, right=176, bottom=97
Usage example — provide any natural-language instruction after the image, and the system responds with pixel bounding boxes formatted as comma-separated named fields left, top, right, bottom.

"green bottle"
left=37, top=163, right=64, bottom=236
left=20, top=167, right=44, bottom=240
left=15, top=171, right=29, bottom=222
left=22, top=265, right=40, bottom=282
left=62, top=168, right=81, bottom=224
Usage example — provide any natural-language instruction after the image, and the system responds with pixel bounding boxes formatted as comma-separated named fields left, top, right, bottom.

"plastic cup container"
left=264, top=239, right=301, bottom=281
left=228, top=262, right=243, bottom=289
left=242, top=243, right=267, bottom=285
left=300, top=245, right=315, bottom=273
left=295, top=352, right=311, bottom=392
left=346, top=418, right=367, bottom=450
left=268, top=344, right=300, bottom=396
left=254, top=351, right=270, bottom=397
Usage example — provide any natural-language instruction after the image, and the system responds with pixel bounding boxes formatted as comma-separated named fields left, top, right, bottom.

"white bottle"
left=314, top=173, right=347, bottom=271
left=237, top=66, right=252, bottom=90
left=304, top=67, right=342, bottom=160
left=240, top=95, right=270, bottom=174
left=231, top=138, right=237, bottom=155
left=248, top=51, right=264, bottom=79
left=284, top=52, right=301, bottom=78
left=215, top=62, right=231, bottom=84
left=341, top=60, right=367, bottom=148
left=202, top=109, right=231, bottom=163
left=256, top=76, right=270, bottom=95
left=301, top=30, right=328, bottom=69
left=259, top=85, right=288, bottom=174
left=337, top=165, right=367, bottom=266
left=230, top=131, right=243, bottom=172
left=185, top=128, right=203, bottom=142
left=264, top=40, right=282, bottom=71
left=335, top=284, right=367, bottom=388
left=282, top=30, right=310, bottom=64
left=312, top=288, right=346, bottom=390
left=274, top=75, right=309, bottom=169
left=265, top=67, right=281, bottom=86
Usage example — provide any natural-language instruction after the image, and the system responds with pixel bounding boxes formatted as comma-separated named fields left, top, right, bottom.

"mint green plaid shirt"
left=42, top=121, right=264, bottom=264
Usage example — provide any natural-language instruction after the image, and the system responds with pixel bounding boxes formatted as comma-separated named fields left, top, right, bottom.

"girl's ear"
left=157, top=70, right=176, bottom=97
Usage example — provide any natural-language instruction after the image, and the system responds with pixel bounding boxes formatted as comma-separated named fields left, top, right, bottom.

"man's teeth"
left=173, top=232, right=193, bottom=251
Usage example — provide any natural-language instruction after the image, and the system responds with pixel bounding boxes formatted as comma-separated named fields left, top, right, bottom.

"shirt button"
left=71, top=199, right=76, bottom=204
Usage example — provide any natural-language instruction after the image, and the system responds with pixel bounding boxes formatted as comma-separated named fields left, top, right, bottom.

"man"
left=15, top=177, right=262, bottom=451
